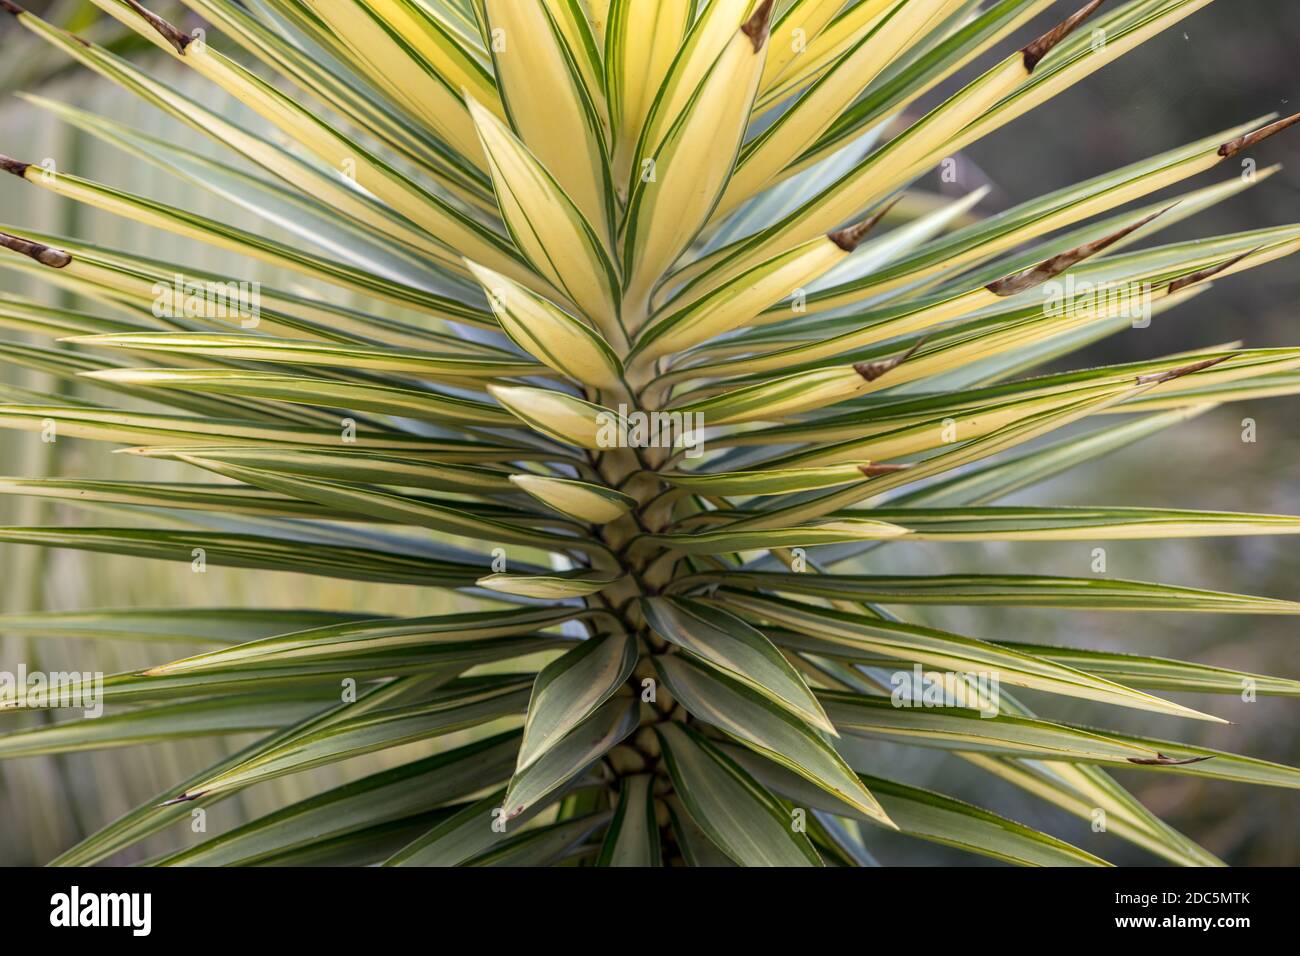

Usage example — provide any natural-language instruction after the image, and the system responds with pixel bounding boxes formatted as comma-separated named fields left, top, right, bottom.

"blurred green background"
left=1, top=0, right=1297, bottom=865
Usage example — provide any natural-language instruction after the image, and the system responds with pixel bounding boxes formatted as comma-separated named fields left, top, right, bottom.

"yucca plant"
left=1, top=0, right=1300, bottom=867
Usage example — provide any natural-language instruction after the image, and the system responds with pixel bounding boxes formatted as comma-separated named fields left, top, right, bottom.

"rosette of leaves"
left=1, top=0, right=1300, bottom=867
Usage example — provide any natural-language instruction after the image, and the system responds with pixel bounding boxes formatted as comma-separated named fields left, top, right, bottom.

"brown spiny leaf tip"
left=1022, top=0, right=1106, bottom=73
left=158, top=791, right=202, bottom=806
left=858, top=463, right=912, bottom=477
left=741, top=0, right=776, bottom=53
left=855, top=338, right=926, bottom=383
left=1127, top=753, right=1214, bottom=766
left=827, top=197, right=901, bottom=252
left=0, top=1, right=24, bottom=16
left=1167, top=249, right=1258, bottom=295
left=125, top=0, right=191, bottom=55
left=0, top=154, right=29, bottom=177
left=1219, top=111, right=1300, bottom=158
left=1135, top=355, right=1230, bottom=386
left=0, top=231, right=72, bottom=269
left=986, top=204, right=1174, bottom=297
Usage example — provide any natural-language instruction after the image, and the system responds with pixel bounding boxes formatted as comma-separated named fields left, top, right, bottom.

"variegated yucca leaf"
left=0, top=0, right=1297, bottom=868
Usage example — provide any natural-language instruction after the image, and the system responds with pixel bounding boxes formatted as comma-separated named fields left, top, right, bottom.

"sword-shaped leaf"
left=483, top=0, right=614, bottom=240
left=0, top=693, right=331, bottom=758
left=858, top=505, right=1300, bottom=540
left=143, top=607, right=583, bottom=675
left=466, top=260, right=625, bottom=391
left=385, top=776, right=595, bottom=867
left=654, top=653, right=893, bottom=826
left=718, top=591, right=1224, bottom=722
left=132, top=445, right=518, bottom=494
left=71, top=332, right=544, bottom=381
left=659, top=462, right=881, bottom=496
left=641, top=596, right=835, bottom=734
left=510, top=475, right=636, bottom=524
left=596, top=774, right=662, bottom=867
left=469, top=812, right=613, bottom=866
left=467, top=94, right=621, bottom=339
left=654, top=721, right=823, bottom=866
left=721, top=743, right=1107, bottom=867
left=621, top=0, right=773, bottom=315
left=696, top=571, right=1300, bottom=614
left=821, top=692, right=1165, bottom=762
left=170, top=454, right=596, bottom=554
left=83, top=368, right=515, bottom=426
left=503, top=694, right=639, bottom=820
left=155, top=732, right=521, bottom=866
left=489, top=384, right=614, bottom=448
left=516, top=632, right=638, bottom=771
left=174, top=677, right=533, bottom=799
left=0, top=607, right=370, bottom=645
left=0, top=527, right=483, bottom=586
left=994, top=644, right=1300, bottom=696
left=49, top=676, right=452, bottom=866
left=640, top=519, right=909, bottom=554
left=476, top=568, right=624, bottom=598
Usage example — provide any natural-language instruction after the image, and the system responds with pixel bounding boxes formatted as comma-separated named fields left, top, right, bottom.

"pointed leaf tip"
left=858, top=463, right=912, bottom=477
left=742, top=0, right=776, bottom=53
left=158, top=792, right=202, bottom=807
left=0, top=154, right=29, bottom=177
left=0, top=231, right=71, bottom=269
left=124, top=0, right=191, bottom=55
left=1136, top=355, right=1231, bottom=386
left=1022, top=0, right=1106, bottom=73
left=855, top=337, right=926, bottom=382
left=1167, top=249, right=1259, bottom=294
left=1219, top=111, right=1300, bottom=158
left=986, top=205, right=1173, bottom=297
left=827, top=197, right=901, bottom=252
left=1128, top=753, right=1215, bottom=766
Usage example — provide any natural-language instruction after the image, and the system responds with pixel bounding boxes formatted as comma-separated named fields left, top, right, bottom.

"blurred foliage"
left=894, top=0, right=1300, bottom=865
left=0, top=51, right=489, bottom=866
left=0, top=1, right=175, bottom=90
